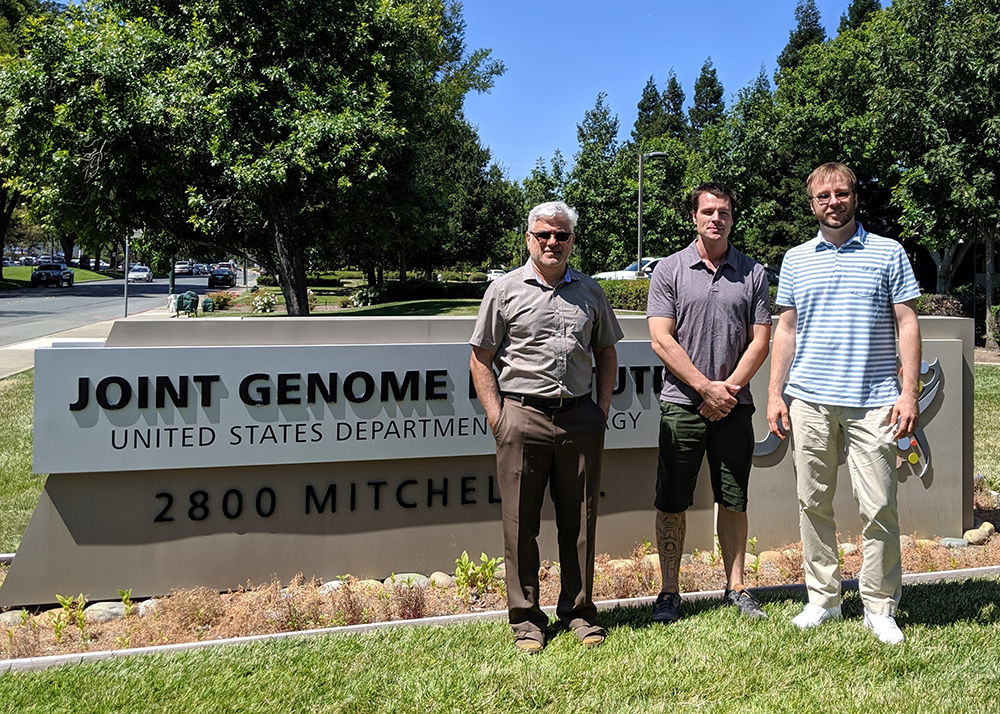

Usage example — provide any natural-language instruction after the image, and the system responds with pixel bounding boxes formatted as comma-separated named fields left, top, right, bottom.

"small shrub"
left=207, top=291, right=238, bottom=311
left=252, top=292, right=278, bottom=313
left=468, top=272, right=487, bottom=282
left=454, top=551, right=505, bottom=603
left=597, top=279, right=650, bottom=311
left=256, top=274, right=277, bottom=286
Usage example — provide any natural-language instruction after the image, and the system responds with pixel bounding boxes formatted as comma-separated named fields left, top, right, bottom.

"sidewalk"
left=0, top=304, right=174, bottom=380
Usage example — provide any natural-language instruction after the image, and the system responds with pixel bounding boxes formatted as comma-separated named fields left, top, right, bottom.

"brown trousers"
left=494, top=397, right=606, bottom=638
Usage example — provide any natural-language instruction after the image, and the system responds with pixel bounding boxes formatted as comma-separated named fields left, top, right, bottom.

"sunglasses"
left=530, top=231, right=573, bottom=243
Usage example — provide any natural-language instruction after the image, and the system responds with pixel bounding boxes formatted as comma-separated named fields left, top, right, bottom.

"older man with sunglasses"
left=470, top=201, right=623, bottom=654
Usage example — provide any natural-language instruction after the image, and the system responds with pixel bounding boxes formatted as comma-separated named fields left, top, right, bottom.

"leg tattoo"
left=656, top=510, right=686, bottom=593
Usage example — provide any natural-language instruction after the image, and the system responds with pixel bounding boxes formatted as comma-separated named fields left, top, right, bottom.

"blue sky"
left=461, top=0, right=861, bottom=182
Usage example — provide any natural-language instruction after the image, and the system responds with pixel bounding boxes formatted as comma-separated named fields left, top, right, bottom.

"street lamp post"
left=637, top=152, right=671, bottom=278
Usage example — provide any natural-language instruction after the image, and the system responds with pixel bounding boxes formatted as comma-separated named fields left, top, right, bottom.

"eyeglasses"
left=809, top=191, right=854, bottom=205
left=530, top=231, right=573, bottom=243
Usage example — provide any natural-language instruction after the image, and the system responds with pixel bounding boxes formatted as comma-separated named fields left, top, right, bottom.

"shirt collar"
left=684, top=239, right=733, bottom=270
left=523, top=258, right=573, bottom=286
left=814, top=222, right=867, bottom=251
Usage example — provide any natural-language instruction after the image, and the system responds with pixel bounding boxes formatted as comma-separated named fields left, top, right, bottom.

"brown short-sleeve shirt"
left=646, top=241, right=771, bottom=406
left=470, top=261, right=624, bottom=398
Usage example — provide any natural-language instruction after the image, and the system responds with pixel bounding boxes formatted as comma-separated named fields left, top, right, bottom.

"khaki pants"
left=494, top=398, right=606, bottom=638
left=789, top=398, right=902, bottom=615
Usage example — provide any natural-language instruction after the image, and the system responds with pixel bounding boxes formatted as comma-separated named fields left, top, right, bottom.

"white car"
left=486, top=269, right=506, bottom=281
left=174, top=260, right=193, bottom=275
left=592, top=256, right=666, bottom=280
left=127, top=265, right=154, bottom=283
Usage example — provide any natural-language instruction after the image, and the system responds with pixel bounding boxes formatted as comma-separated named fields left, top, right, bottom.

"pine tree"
left=776, top=0, right=827, bottom=73
left=662, top=70, right=688, bottom=141
left=689, top=58, right=725, bottom=134
left=631, top=76, right=667, bottom=143
left=838, top=0, right=881, bottom=33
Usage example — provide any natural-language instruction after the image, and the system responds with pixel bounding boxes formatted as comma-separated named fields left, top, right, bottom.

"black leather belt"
left=501, top=392, right=590, bottom=410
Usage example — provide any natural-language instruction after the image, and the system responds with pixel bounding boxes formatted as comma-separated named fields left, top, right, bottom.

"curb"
left=3, top=565, right=1000, bottom=674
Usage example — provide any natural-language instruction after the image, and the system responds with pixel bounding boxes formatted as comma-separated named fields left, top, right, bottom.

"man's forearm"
left=727, top=325, right=771, bottom=390
left=768, top=311, right=796, bottom=398
left=470, top=348, right=502, bottom=427
left=593, top=345, right=617, bottom=416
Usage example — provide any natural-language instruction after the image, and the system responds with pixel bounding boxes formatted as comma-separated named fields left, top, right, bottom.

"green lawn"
left=975, top=365, right=1000, bottom=492
left=2, top=582, right=999, bottom=712
left=0, top=265, right=111, bottom=291
left=0, top=371, right=41, bottom=554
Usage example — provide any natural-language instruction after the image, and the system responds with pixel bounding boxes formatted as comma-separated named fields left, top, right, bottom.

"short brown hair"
left=690, top=182, right=737, bottom=215
left=806, top=162, right=857, bottom=195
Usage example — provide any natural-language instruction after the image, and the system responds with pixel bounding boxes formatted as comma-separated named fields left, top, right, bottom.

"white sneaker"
left=791, top=603, right=842, bottom=629
left=863, top=610, right=904, bottom=644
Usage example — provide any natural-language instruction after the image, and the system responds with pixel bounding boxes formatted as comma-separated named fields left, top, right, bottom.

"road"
left=0, top=275, right=226, bottom=348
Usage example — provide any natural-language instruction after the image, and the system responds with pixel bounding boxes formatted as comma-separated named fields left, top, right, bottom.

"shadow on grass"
left=587, top=576, right=1000, bottom=633
left=338, top=299, right=482, bottom=317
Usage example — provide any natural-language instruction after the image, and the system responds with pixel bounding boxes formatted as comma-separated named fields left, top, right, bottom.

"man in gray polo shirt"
left=646, top=182, right=772, bottom=623
left=470, top=200, right=623, bottom=654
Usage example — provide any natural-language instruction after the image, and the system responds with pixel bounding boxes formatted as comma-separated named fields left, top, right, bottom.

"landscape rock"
left=0, top=610, right=28, bottom=628
left=357, top=579, right=384, bottom=591
left=838, top=543, right=858, bottom=556
left=138, top=599, right=159, bottom=617
left=643, top=554, right=659, bottom=570
left=981, top=521, right=996, bottom=536
left=429, top=571, right=455, bottom=588
left=84, top=601, right=126, bottom=623
left=758, top=550, right=784, bottom=564
left=680, top=554, right=693, bottom=566
left=964, top=528, right=989, bottom=545
left=318, top=580, right=344, bottom=594
left=384, top=573, right=431, bottom=589
left=606, top=558, right=632, bottom=572
left=940, top=537, right=968, bottom=549
left=495, top=563, right=506, bottom=581
left=547, top=565, right=561, bottom=579
left=900, top=535, right=915, bottom=550
left=916, top=538, right=937, bottom=549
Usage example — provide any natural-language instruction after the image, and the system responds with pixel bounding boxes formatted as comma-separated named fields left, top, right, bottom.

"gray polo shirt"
left=646, top=240, right=771, bottom=406
left=470, top=260, right=624, bottom=398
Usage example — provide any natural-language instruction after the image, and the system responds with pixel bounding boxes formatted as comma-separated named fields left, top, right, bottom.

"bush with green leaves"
left=350, top=279, right=488, bottom=307
left=597, top=279, right=650, bottom=312
left=454, top=551, right=505, bottom=603
left=252, top=292, right=278, bottom=313
left=207, top=291, right=238, bottom=310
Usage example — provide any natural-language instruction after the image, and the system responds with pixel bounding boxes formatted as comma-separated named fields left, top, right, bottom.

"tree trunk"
left=272, top=226, right=309, bottom=316
left=983, top=223, right=997, bottom=346
left=928, top=240, right=973, bottom=294
left=398, top=250, right=407, bottom=286
left=60, top=234, right=76, bottom=266
left=1, top=186, right=21, bottom=282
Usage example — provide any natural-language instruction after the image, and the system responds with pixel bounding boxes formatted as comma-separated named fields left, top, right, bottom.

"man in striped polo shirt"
left=767, top=162, right=921, bottom=644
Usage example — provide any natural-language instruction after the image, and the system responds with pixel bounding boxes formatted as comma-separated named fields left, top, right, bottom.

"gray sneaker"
left=652, top=591, right=682, bottom=623
left=725, top=588, right=768, bottom=619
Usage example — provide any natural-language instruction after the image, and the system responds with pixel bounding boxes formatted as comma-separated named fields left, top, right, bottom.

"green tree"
left=0, top=0, right=51, bottom=281
left=867, top=0, right=1000, bottom=334
left=662, top=70, right=688, bottom=141
left=632, top=75, right=667, bottom=143
left=839, top=0, right=882, bottom=33
left=776, top=0, right=827, bottom=74
left=689, top=58, right=725, bottom=136
left=564, top=93, right=629, bottom=273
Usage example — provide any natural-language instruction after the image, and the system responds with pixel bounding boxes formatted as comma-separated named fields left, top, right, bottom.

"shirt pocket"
left=846, top=266, right=885, bottom=298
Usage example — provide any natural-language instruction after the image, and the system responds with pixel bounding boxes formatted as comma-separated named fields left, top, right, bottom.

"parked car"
left=208, top=267, right=236, bottom=288
left=174, top=260, right=193, bottom=275
left=194, top=263, right=210, bottom=275
left=1, top=258, right=12, bottom=267
left=127, top=265, right=154, bottom=283
left=486, top=269, right=506, bottom=282
left=19, top=256, right=38, bottom=266
left=31, top=263, right=74, bottom=287
left=764, top=266, right=779, bottom=287
left=592, top=256, right=666, bottom=280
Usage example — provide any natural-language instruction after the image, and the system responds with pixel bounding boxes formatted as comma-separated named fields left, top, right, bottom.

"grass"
left=975, top=365, right=1000, bottom=492
left=1, top=582, right=999, bottom=712
left=0, top=371, right=42, bottom=554
left=0, top=266, right=111, bottom=291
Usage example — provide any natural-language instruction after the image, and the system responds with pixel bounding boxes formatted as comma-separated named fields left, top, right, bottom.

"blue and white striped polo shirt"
left=775, top=224, right=920, bottom=408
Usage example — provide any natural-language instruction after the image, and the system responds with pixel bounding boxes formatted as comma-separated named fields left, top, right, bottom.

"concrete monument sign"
left=0, top=316, right=972, bottom=607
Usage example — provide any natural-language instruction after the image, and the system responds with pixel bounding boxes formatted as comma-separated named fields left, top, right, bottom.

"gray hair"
left=527, top=201, right=579, bottom=232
